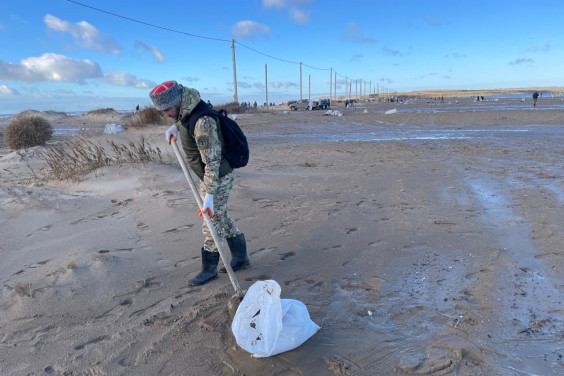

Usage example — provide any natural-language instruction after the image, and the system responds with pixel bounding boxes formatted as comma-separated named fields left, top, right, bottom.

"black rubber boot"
left=219, top=233, right=250, bottom=273
left=188, top=248, right=219, bottom=286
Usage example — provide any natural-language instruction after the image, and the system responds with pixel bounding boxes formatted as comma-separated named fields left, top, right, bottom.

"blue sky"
left=1, top=0, right=562, bottom=114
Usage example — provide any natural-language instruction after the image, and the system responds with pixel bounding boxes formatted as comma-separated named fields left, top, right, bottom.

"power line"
left=67, top=0, right=334, bottom=73
left=234, top=41, right=300, bottom=66
left=66, top=0, right=230, bottom=42
left=65, top=0, right=390, bottom=96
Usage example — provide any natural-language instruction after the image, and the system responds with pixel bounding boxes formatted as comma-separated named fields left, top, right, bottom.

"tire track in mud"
left=463, top=171, right=564, bottom=373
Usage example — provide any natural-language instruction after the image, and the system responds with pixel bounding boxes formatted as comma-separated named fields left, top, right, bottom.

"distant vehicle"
left=289, top=99, right=318, bottom=111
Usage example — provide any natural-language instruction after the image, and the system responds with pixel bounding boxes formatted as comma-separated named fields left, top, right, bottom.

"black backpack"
left=186, top=101, right=249, bottom=169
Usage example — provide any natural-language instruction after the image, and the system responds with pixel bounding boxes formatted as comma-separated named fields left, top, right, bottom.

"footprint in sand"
left=245, top=274, right=272, bottom=282
left=74, top=335, right=109, bottom=350
left=162, top=224, right=194, bottom=234
left=111, top=198, right=134, bottom=206
left=137, top=222, right=150, bottom=230
left=174, top=259, right=191, bottom=268
left=250, top=246, right=277, bottom=256
left=280, top=251, right=296, bottom=260
left=157, top=259, right=173, bottom=270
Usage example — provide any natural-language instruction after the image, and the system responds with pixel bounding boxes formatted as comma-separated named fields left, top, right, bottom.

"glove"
left=165, top=125, right=179, bottom=145
left=198, top=193, right=214, bottom=218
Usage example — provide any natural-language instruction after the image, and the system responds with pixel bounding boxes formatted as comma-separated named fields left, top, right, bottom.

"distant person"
left=532, top=91, right=539, bottom=107
left=207, top=99, right=213, bottom=109
left=136, top=104, right=139, bottom=112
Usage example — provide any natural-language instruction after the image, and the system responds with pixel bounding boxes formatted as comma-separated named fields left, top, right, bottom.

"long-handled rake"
left=170, top=139, right=245, bottom=311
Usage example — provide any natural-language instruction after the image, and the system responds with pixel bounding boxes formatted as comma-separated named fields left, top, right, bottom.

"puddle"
left=53, top=128, right=88, bottom=136
left=251, top=127, right=534, bottom=142
left=465, top=175, right=564, bottom=373
left=53, top=126, right=105, bottom=137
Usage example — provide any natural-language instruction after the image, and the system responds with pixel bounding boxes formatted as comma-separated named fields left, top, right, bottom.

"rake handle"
left=170, top=140, right=243, bottom=297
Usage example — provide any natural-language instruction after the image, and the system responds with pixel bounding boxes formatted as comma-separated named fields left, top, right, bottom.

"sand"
left=1, top=97, right=564, bottom=375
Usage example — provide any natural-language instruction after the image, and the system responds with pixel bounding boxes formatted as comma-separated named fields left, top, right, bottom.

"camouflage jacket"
left=176, top=93, right=231, bottom=193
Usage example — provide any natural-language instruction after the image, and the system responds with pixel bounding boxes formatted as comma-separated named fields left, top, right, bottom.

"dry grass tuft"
left=215, top=101, right=264, bottom=114
left=85, top=108, right=118, bottom=116
left=4, top=114, right=53, bottom=150
left=36, top=136, right=168, bottom=181
left=126, top=106, right=166, bottom=128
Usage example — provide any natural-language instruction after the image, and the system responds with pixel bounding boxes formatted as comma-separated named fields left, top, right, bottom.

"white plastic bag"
left=103, top=123, right=124, bottom=134
left=231, top=280, right=320, bottom=358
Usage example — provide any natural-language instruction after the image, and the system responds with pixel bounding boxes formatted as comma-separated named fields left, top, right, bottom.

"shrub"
left=126, top=106, right=165, bottom=128
left=85, top=108, right=117, bottom=116
left=4, top=114, right=53, bottom=150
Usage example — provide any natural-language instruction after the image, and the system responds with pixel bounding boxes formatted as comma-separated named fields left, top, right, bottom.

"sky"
left=1, top=0, right=563, bottom=114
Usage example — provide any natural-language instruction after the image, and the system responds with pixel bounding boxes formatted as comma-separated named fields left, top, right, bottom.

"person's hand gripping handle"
left=198, top=193, right=214, bottom=219
left=165, top=125, right=179, bottom=145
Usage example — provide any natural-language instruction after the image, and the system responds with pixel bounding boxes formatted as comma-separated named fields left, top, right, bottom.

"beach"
left=1, top=97, right=564, bottom=375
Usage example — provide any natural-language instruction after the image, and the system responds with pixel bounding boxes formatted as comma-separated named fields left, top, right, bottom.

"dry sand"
left=1, top=97, right=564, bottom=375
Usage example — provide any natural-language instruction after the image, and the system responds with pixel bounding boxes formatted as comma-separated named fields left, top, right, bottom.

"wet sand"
left=1, top=97, right=563, bottom=375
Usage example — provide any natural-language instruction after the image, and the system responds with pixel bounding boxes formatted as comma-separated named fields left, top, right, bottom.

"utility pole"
left=265, top=64, right=268, bottom=108
left=334, top=71, right=337, bottom=100
left=231, top=39, right=238, bottom=104
left=299, top=62, right=303, bottom=100
left=330, top=68, right=333, bottom=100
left=308, top=74, right=311, bottom=102
left=355, top=80, right=358, bottom=99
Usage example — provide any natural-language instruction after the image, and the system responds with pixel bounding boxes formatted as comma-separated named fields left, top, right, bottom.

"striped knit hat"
left=149, top=81, right=182, bottom=110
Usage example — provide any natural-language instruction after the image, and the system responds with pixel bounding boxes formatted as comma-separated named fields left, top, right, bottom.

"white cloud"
left=231, top=21, right=271, bottom=39
left=0, top=85, right=18, bottom=95
left=382, top=47, right=402, bottom=56
left=290, top=7, right=310, bottom=24
left=262, top=0, right=311, bottom=24
left=509, top=58, right=534, bottom=65
left=271, top=81, right=296, bottom=88
left=44, top=14, right=122, bottom=55
left=262, top=0, right=285, bottom=8
left=349, top=53, right=364, bottom=62
left=134, top=40, right=165, bottom=63
left=342, top=23, right=376, bottom=44
left=0, top=53, right=102, bottom=82
left=444, top=52, right=466, bottom=59
left=102, top=71, right=156, bottom=88
left=238, top=82, right=253, bottom=89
